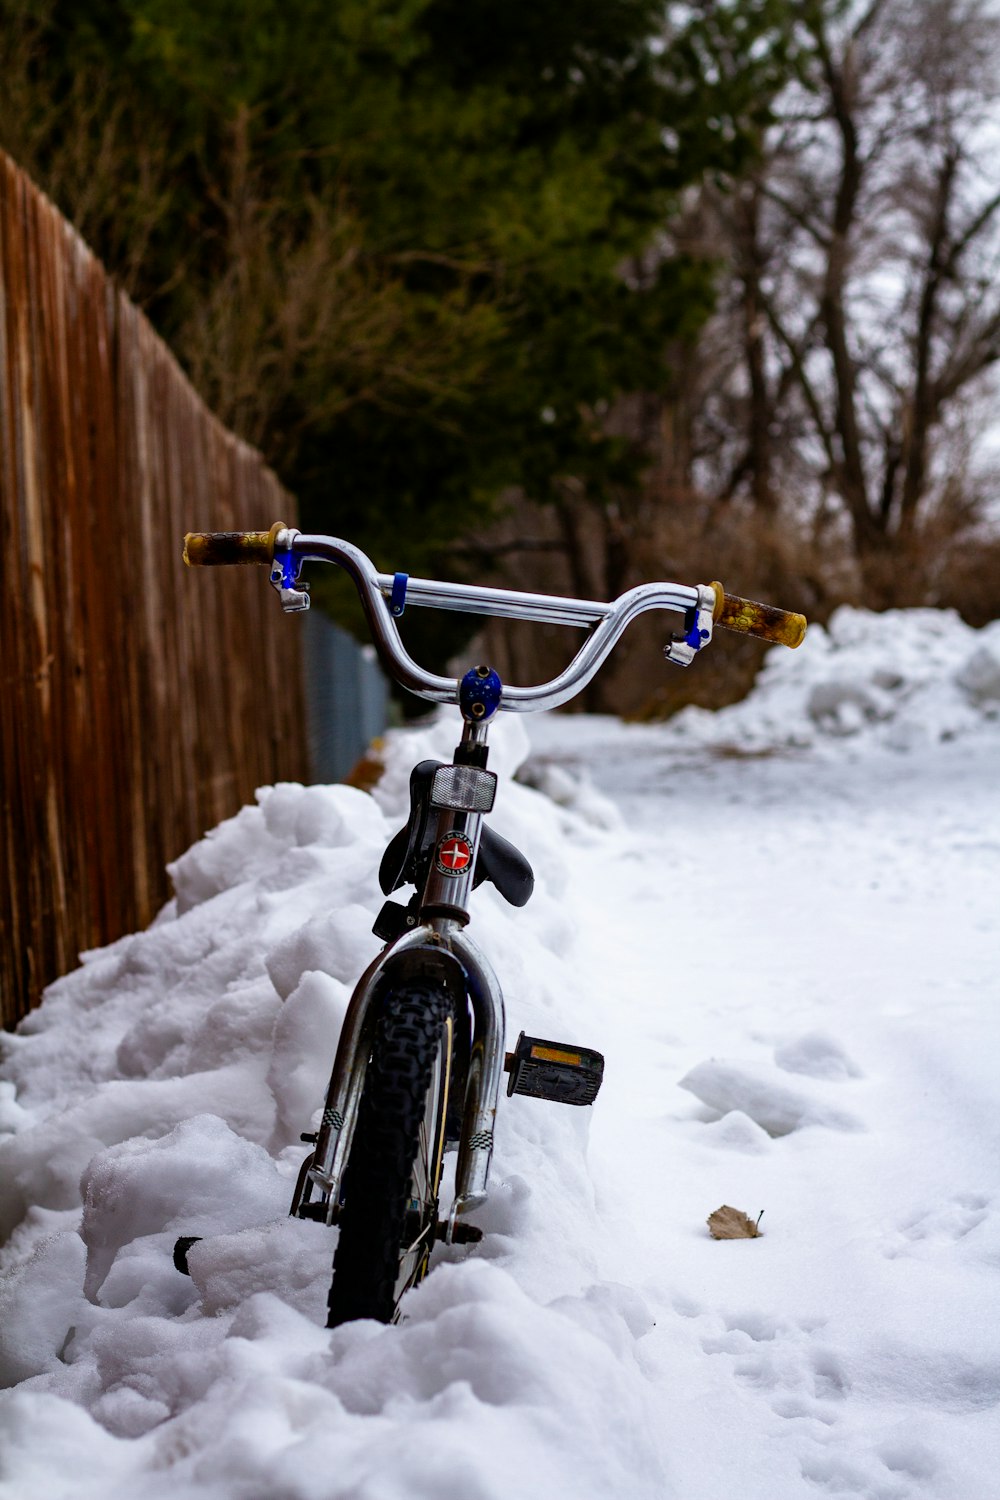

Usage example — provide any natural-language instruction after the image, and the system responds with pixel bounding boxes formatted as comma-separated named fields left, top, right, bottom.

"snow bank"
left=1, top=715, right=661, bottom=1499
left=670, top=606, right=1000, bottom=753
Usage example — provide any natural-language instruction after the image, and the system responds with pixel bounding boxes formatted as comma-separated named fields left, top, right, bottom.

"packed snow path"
left=527, top=721, right=1000, bottom=1499
left=1, top=608, right=999, bottom=1499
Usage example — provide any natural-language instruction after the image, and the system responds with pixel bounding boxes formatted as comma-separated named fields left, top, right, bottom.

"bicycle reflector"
left=505, top=1032, right=604, bottom=1106
left=431, top=765, right=498, bottom=813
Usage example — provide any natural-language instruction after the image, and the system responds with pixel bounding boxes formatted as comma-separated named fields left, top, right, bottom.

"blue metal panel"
left=301, top=610, right=389, bottom=784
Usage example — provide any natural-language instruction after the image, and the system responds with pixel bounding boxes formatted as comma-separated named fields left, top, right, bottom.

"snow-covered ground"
left=2, top=606, right=999, bottom=1500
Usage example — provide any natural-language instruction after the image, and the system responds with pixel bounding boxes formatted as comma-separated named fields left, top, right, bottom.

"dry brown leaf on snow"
left=707, top=1205, right=764, bottom=1239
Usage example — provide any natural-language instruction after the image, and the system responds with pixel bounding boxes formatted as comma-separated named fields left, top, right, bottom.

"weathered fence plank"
left=0, top=150, right=308, bottom=1029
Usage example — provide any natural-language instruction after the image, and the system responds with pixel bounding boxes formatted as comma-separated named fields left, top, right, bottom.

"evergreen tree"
left=1, top=0, right=796, bottom=607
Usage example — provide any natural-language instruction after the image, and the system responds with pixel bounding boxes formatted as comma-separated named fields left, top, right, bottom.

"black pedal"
left=505, top=1032, right=604, bottom=1106
left=173, top=1236, right=202, bottom=1276
left=295, top=1202, right=330, bottom=1223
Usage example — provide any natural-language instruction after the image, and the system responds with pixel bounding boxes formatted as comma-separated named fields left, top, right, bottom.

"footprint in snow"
left=884, top=1192, right=992, bottom=1262
left=773, top=1030, right=864, bottom=1081
left=700, top=1309, right=849, bottom=1422
left=700, top=1310, right=946, bottom=1498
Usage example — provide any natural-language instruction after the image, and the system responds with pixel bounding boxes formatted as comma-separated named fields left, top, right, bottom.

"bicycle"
left=179, top=522, right=806, bottom=1328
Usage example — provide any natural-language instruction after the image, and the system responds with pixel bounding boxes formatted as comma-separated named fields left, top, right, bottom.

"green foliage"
left=1, top=0, right=797, bottom=608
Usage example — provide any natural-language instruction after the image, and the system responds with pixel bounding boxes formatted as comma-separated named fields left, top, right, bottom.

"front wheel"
left=327, top=982, right=453, bottom=1327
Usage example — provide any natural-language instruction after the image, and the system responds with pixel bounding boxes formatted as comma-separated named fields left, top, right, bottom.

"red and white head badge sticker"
left=436, top=832, right=473, bottom=876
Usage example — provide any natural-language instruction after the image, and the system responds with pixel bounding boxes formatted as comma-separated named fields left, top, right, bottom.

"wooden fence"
left=0, top=150, right=309, bottom=1030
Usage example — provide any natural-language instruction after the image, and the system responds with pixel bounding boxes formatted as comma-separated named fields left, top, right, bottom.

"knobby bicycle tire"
left=327, top=983, right=454, bottom=1327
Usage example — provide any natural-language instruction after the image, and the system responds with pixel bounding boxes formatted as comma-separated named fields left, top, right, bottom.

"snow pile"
left=671, top=606, right=1000, bottom=753
left=0, top=716, right=660, bottom=1500
left=678, top=1053, right=864, bottom=1139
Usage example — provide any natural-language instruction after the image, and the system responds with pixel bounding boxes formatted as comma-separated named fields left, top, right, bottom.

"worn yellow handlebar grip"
left=183, top=522, right=286, bottom=567
left=710, top=581, right=807, bottom=649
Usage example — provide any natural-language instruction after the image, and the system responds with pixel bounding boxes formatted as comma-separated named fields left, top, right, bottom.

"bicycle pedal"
left=434, top=1220, right=483, bottom=1245
left=172, top=1236, right=202, bottom=1276
left=296, top=1202, right=331, bottom=1223
left=505, top=1032, right=604, bottom=1106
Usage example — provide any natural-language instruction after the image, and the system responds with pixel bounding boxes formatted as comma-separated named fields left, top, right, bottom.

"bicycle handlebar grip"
left=710, top=582, right=807, bottom=648
left=183, top=521, right=286, bottom=567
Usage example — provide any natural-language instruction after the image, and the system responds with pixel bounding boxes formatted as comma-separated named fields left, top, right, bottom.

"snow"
left=2, top=606, right=999, bottom=1499
left=662, top=604, right=1000, bottom=752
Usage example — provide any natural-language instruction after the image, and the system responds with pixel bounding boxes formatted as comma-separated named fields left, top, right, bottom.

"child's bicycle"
left=180, top=523, right=806, bottom=1327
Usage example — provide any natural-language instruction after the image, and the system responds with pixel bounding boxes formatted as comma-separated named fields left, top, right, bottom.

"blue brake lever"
left=663, top=584, right=715, bottom=666
left=269, top=536, right=311, bottom=613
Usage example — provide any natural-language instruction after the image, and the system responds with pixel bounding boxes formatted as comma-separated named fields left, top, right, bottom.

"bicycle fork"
left=291, top=672, right=509, bottom=1240
left=292, top=923, right=506, bottom=1235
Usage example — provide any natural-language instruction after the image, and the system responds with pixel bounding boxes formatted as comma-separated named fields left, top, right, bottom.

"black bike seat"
left=378, top=760, right=441, bottom=894
left=377, top=759, right=534, bottom=908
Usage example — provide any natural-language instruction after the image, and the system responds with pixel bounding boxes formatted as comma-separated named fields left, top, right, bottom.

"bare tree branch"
left=688, top=0, right=1000, bottom=596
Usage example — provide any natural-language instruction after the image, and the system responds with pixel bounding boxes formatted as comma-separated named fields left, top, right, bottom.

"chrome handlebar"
left=275, top=529, right=710, bottom=714
left=183, top=523, right=806, bottom=709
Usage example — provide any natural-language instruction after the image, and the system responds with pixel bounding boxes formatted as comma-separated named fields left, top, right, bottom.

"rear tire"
left=327, top=983, right=453, bottom=1327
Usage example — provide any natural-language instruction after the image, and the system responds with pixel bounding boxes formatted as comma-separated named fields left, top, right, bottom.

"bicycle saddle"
left=379, top=760, right=533, bottom=907
left=475, top=827, right=533, bottom=907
